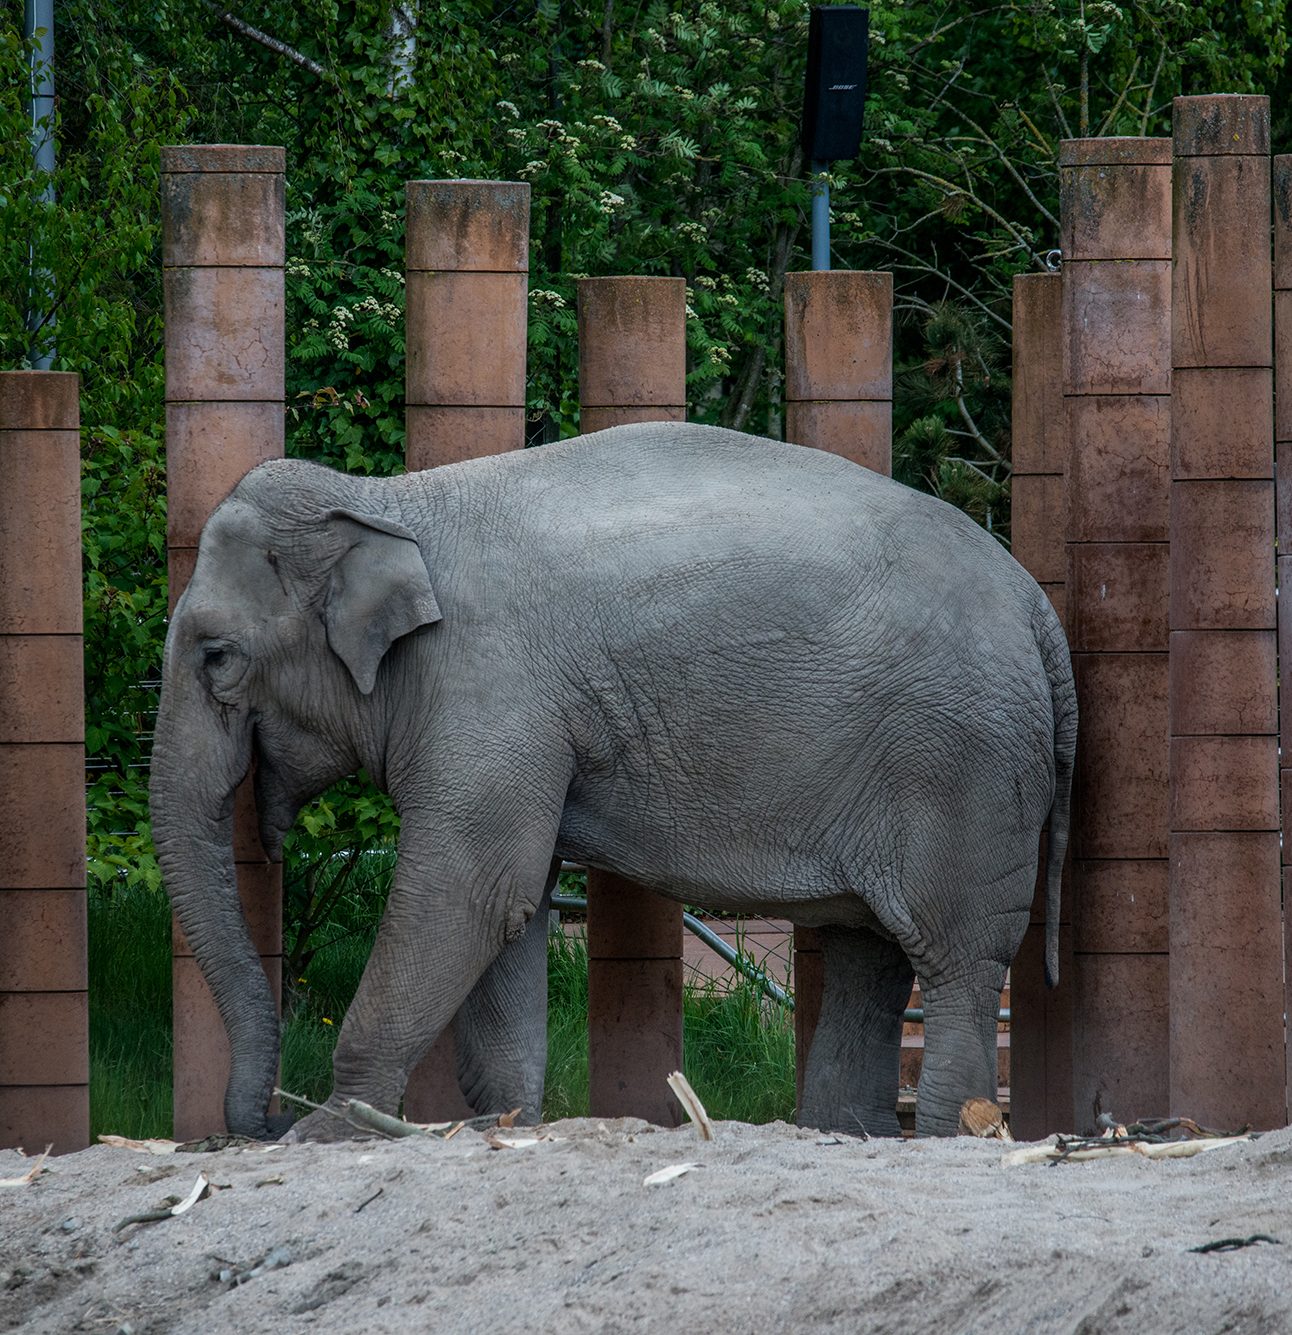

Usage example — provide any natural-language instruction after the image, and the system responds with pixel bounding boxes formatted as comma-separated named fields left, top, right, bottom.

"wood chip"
left=959, top=1098, right=1013, bottom=1141
left=484, top=1134, right=541, bottom=1151
left=666, top=1071, right=714, bottom=1141
left=643, top=1162, right=699, bottom=1187
left=98, top=1135, right=179, bottom=1155
left=0, top=1146, right=50, bottom=1187
left=497, top=1107, right=523, bottom=1129
left=170, top=1173, right=211, bottom=1216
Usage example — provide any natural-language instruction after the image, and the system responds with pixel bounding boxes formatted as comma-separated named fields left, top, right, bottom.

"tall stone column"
left=1275, top=154, right=1292, bottom=1124
left=1008, top=271, right=1074, bottom=1140
left=782, top=270, right=892, bottom=1110
left=402, top=179, right=530, bottom=1122
left=162, top=144, right=286, bottom=1139
left=1169, top=97, right=1285, bottom=1130
left=1061, top=138, right=1173, bottom=1131
left=0, top=371, right=88, bottom=1153
left=578, top=276, right=687, bottom=1125
left=405, top=180, right=530, bottom=471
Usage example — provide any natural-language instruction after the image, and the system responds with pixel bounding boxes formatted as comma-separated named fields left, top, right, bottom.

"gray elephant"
left=149, top=422, right=1074, bottom=1140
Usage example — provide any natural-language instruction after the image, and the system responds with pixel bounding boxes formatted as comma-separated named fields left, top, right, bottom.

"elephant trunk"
left=149, top=694, right=279, bottom=1140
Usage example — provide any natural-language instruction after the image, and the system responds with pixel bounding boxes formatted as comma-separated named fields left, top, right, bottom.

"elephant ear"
left=323, top=509, right=442, bottom=695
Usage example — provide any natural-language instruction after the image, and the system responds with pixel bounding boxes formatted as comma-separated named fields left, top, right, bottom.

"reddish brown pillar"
left=1008, top=272, right=1074, bottom=1139
left=1061, top=138, right=1173, bottom=1132
left=402, top=180, right=530, bottom=1121
left=405, top=180, right=530, bottom=471
left=0, top=372, right=88, bottom=1153
left=1276, top=155, right=1292, bottom=1123
left=162, top=145, right=286, bottom=1139
left=1169, top=97, right=1285, bottom=1130
left=783, top=270, right=893, bottom=1110
left=578, top=276, right=686, bottom=1124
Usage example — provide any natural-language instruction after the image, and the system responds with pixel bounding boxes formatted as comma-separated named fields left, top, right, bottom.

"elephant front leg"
left=450, top=859, right=558, bottom=1123
left=287, top=813, right=559, bottom=1142
left=797, top=925, right=914, bottom=1138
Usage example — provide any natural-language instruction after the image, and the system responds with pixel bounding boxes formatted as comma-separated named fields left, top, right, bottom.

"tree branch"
left=201, top=2, right=333, bottom=82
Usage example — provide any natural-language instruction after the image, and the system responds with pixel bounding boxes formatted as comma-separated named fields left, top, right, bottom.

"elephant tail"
left=1037, top=594, right=1076, bottom=988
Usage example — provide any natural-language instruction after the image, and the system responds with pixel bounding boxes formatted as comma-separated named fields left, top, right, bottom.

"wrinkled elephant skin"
left=149, top=423, right=1075, bottom=1140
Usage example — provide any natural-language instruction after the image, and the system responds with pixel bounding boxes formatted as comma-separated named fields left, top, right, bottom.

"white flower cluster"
left=508, top=127, right=528, bottom=143
left=497, top=99, right=520, bottom=119
left=529, top=289, right=567, bottom=308
left=327, top=305, right=354, bottom=351
left=519, top=160, right=547, bottom=178
left=620, top=134, right=637, bottom=151
left=352, top=295, right=399, bottom=326
left=694, top=275, right=716, bottom=289
left=577, top=58, right=606, bottom=72
left=707, top=345, right=731, bottom=366
left=744, top=267, right=770, bottom=293
left=380, top=267, right=405, bottom=286
left=598, top=190, right=625, bottom=214
left=286, top=258, right=311, bottom=278
left=592, top=114, right=622, bottom=132
left=677, top=221, right=707, bottom=243
left=379, top=209, right=398, bottom=230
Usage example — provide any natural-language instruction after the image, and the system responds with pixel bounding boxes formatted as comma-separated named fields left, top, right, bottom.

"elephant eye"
left=204, top=647, right=227, bottom=668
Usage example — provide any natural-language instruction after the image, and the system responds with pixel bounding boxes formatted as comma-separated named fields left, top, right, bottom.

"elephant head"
left=149, top=462, right=441, bottom=1137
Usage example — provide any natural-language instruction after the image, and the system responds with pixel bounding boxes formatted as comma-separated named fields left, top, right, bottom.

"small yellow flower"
left=321, top=1017, right=333, bottom=1026
left=297, top=977, right=308, bottom=984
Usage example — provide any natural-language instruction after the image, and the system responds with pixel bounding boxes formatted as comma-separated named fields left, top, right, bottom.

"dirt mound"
left=2, top=1119, right=1289, bottom=1333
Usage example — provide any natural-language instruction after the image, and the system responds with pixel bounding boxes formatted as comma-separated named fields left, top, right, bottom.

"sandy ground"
left=2, top=1118, right=1290, bottom=1334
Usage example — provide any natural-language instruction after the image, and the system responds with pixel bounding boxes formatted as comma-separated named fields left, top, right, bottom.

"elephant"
left=149, top=421, right=1075, bottom=1141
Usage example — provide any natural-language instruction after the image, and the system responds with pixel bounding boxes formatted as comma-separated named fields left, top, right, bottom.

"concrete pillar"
left=1276, top=154, right=1292, bottom=1124
left=578, top=276, right=687, bottom=1125
left=405, top=180, right=530, bottom=471
left=402, top=180, right=530, bottom=1122
left=783, top=271, right=893, bottom=1109
left=1169, top=97, right=1285, bottom=1130
left=0, top=371, right=88, bottom=1153
left=1008, top=272, right=1074, bottom=1140
left=161, top=144, right=286, bottom=1139
left=1061, top=138, right=1173, bottom=1132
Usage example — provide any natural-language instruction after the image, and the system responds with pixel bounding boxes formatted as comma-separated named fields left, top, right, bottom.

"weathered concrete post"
left=162, top=145, right=286, bottom=1139
left=783, top=270, right=892, bottom=1110
left=402, top=179, right=530, bottom=1121
left=578, top=276, right=687, bottom=1124
left=0, top=371, right=88, bottom=1153
left=1008, top=271, right=1074, bottom=1140
left=1275, top=154, right=1292, bottom=1122
left=405, top=180, right=530, bottom=471
left=1061, top=138, right=1173, bottom=1131
left=1169, top=97, right=1285, bottom=1130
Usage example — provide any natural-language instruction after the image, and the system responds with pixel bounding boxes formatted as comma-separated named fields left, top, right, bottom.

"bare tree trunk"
left=601, top=0, right=614, bottom=65
left=387, top=1, right=418, bottom=95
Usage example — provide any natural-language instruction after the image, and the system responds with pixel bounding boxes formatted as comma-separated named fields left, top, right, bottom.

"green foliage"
left=87, top=881, right=172, bottom=1139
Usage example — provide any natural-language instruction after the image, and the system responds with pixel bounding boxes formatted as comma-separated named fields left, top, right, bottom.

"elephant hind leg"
left=797, top=924, right=914, bottom=1138
left=450, top=859, right=558, bottom=1124
left=914, top=961, right=1009, bottom=1136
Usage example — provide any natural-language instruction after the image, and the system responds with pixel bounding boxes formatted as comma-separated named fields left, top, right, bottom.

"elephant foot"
left=279, top=1101, right=380, bottom=1144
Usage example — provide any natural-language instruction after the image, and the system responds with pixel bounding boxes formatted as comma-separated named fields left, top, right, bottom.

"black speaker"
left=801, top=6, right=869, bottom=163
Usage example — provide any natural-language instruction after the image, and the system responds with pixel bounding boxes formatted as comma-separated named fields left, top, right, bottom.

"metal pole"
left=25, top=0, right=55, bottom=369
left=810, top=160, right=830, bottom=271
